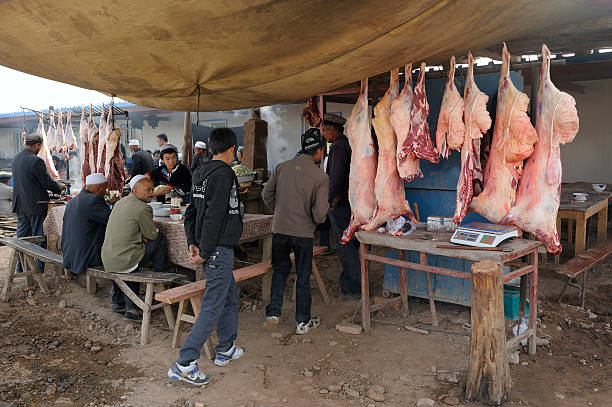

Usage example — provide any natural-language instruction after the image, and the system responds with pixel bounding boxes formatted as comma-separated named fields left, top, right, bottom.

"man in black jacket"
left=190, top=141, right=211, bottom=173
left=128, top=139, right=153, bottom=177
left=168, top=128, right=244, bottom=386
left=13, top=133, right=65, bottom=271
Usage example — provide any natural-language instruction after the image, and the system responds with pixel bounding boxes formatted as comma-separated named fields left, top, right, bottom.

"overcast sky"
left=0, top=65, right=123, bottom=114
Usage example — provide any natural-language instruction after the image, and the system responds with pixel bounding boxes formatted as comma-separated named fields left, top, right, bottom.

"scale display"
left=450, top=222, right=518, bottom=247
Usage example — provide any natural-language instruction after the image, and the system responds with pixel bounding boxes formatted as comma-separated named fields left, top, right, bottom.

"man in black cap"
left=321, top=113, right=361, bottom=300
left=262, top=128, right=329, bottom=334
left=12, top=133, right=65, bottom=271
left=0, top=172, right=13, bottom=218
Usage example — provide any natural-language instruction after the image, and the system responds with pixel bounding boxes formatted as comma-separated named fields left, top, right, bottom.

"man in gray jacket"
left=262, top=128, right=329, bottom=334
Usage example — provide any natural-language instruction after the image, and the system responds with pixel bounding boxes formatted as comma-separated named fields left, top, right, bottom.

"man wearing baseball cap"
left=262, top=128, right=329, bottom=334
left=128, top=139, right=153, bottom=177
left=12, top=132, right=65, bottom=272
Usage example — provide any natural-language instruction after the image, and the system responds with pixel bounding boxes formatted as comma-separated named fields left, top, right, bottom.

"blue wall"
left=384, top=70, right=524, bottom=305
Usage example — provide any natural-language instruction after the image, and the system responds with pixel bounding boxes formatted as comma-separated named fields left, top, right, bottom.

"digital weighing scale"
left=450, top=222, right=518, bottom=248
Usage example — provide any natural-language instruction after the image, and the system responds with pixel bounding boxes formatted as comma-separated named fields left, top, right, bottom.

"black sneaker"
left=110, top=304, right=126, bottom=314
left=124, top=311, right=143, bottom=321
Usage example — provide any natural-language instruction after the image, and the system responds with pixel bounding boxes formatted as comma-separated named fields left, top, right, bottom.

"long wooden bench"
left=86, top=268, right=188, bottom=345
left=556, top=239, right=612, bottom=308
left=155, top=246, right=330, bottom=358
left=0, top=236, right=61, bottom=301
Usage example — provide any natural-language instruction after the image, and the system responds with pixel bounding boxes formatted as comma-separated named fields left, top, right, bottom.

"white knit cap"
left=195, top=141, right=207, bottom=149
left=129, top=139, right=140, bottom=146
left=85, top=173, right=107, bottom=185
left=129, top=174, right=147, bottom=190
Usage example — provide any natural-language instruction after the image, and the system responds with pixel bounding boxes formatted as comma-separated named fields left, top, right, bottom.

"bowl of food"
left=169, top=213, right=183, bottom=221
left=573, top=192, right=588, bottom=201
left=592, top=184, right=606, bottom=192
left=233, top=164, right=256, bottom=183
left=153, top=207, right=171, bottom=217
left=148, top=202, right=162, bottom=210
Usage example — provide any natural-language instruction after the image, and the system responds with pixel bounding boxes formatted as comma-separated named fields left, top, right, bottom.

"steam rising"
left=261, top=105, right=296, bottom=170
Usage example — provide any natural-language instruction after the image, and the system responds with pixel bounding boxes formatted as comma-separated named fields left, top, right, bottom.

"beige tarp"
left=0, top=1, right=610, bottom=111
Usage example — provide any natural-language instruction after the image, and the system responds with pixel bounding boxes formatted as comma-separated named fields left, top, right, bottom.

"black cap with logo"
left=301, top=128, right=324, bottom=153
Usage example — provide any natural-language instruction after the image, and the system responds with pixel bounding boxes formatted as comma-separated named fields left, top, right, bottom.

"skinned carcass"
left=453, top=52, right=491, bottom=225
left=88, top=105, right=98, bottom=175
left=302, top=96, right=322, bottom=128
left=96, top=104, right=107, bottom=173
left=47, top=111, right=57, bottom=152
left=436, top=56, right=465, bottom=158
left=406, top=62, right=439, bottom=165
left=36, top=117, right=59, bottom=179
left=502, top=44, right=579, bottom=254
left=363, top=68, right=417, bottom=230
left=391, top=63, right=421, bottom=181
left=65, top=110, right=77, bottom=152
left=470, top=44, right=537, bottom=223
left=80, top=106, right=92, bottom=184
left=56, top=109, right=65, bottom=155
left=105, top=107, right=124, bottom=192
left=341, top=79, right=378, bottom=242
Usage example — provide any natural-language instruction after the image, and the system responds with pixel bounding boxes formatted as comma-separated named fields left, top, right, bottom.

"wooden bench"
left=155, top=246, right=330, bottom=358
left=86, top=268, right=187, bottom=345
left=0, top=236, right=62, bottom=301
left=556, top=239, right=612, bottom=308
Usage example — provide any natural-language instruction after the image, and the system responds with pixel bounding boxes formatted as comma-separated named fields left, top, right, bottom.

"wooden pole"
left=466, top=260, right=511, bottom=405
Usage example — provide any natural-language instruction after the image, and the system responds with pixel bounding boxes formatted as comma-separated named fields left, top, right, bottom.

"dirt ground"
left=0, top=239, right=610, bottom=407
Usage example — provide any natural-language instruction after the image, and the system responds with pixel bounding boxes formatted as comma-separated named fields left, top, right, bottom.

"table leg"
left=580, top=271, right=587, bottom=310
left=360, top=244, right=371, bottom=333
left=261, top=234, right=273, bottom=303
left=398, top=250, right=408, bottom=318
left=519, top=275, right=527, bottom=318
left=528, top=250, right=538, bottom=355
left=597, top=207, right=608, bottom=243
left=568, top=219, right=574, bottom=246
left=1, top=248, right=18, bottom=301
left=554, top=217, right=562, bottom=265
left=421, top=252, right=438, bottom=327
left=575, top=215, right=587, bottom=256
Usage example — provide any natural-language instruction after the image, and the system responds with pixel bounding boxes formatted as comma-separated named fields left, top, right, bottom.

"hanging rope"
left=196, top=84, right=201, bottom=126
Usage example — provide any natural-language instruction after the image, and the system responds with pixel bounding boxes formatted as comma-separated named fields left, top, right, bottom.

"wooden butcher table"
left=557, top=184, right=611, bottom=257
left=356, top=230, right=540, bottom=354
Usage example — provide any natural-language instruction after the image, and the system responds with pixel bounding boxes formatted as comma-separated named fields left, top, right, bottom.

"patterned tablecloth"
left=43, top=205, right=273, bottom=270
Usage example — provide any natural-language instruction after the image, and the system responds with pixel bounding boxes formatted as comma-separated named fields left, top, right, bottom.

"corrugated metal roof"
left=0, top=101, right=135, bottom=119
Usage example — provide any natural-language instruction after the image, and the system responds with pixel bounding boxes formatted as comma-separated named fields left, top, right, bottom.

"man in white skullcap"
left=128, top=139, right=154, bottom=177
left=191, top=140, right=211, bottom=173
left=102, top=175, right=170, bottom=321
left=62, top=173, right=116, bottom=277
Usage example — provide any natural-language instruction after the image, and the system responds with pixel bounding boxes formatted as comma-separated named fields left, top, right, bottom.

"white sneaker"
left=296, top=316, right=320, bottom=335
left=168, top=360, right=211, bottom=386
left=263, top=316, right=280, bottom=330
left=214, top=344, right=245, bottom=366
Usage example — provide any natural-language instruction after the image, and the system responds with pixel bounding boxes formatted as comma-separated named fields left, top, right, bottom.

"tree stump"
left=465, top=260, right=511, bottom=405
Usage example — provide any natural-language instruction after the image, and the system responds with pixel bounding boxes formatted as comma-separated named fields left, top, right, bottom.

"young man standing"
left=168, top=128, right=244, bottom=386
left=262, top=128, right=329, bottom=334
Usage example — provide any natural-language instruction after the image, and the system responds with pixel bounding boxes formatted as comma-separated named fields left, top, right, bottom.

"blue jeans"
left=328, top=203, right=362, bottom=294
left=16, top=214, right=46, bottom=272
left=178, top=246, right=238, bottom=365
left=266, top=234, right=313, bottom=323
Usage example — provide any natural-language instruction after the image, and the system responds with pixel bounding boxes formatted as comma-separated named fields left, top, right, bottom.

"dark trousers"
left=266, top=234, right=313, bottom=324
left=112, top=232, right=168, bottom=311
left=316, top=216, right=331, bottom=247
left=16, top=214, right=46, bottom=272
left=328, top=203, right=361, bottom=294
left=178, top=246, right=238, bottom=364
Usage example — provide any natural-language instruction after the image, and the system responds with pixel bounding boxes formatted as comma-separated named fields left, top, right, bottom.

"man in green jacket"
left=101, top=175, right=168, bottom=321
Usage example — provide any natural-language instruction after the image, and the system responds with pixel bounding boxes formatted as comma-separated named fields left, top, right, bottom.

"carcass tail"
left=341, top=216, right=360, bottom=244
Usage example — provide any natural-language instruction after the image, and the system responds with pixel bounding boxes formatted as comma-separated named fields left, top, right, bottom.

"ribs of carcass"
left=341, top=79, right=378, bottom=242
left=470, top=44, right=537, bottom=224
left=302, top=96, right=322, bottom=128
left=436, top=56, right=465, bottom=158
left=105, top=105, right=120, bottom=177
left=407, top=62, right=439, bottom=165
left=87, top=105, right=98, bottom=175
left=80, top=106, right=91, bottom=185
left=56, top=109, right=66, bottom=156
left=47, top=111, right=57, bottom=152
left=502, top=44, right=579, bottom=254
left=96, top=104, right=107, bottom=173
left=65, top=110, right=77, bottom=152
left=363, top=68, right=417, bottom=230
left=391, top=63, right=420, bottom=181
left=453, top=52, right=491, bottom=225
left=36, top=117, right=59, bottom=179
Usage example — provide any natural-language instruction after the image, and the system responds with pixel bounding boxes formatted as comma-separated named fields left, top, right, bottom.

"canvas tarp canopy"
left=0, top=0, right=610, bottom=112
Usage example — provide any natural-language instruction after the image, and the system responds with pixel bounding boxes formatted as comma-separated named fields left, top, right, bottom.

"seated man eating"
left=101, top=175, right=169, bottom=321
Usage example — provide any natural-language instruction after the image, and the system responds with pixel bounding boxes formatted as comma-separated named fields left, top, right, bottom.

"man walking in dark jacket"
left=128, top=139, right=154, bottom=177
left=168, top=128, right=244, bottom=386
left=262, top=128, right=329, bottom=334
left=12, top=133, right=65, bottom=271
